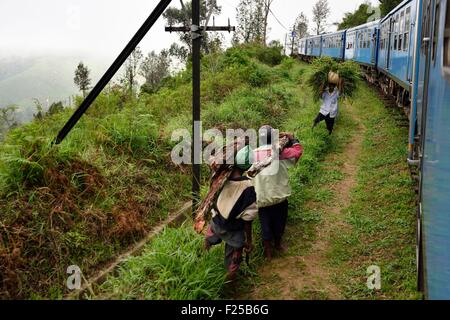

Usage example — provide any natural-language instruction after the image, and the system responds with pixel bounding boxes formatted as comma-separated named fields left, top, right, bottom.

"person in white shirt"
left=312, top=80, right=344, bottom=135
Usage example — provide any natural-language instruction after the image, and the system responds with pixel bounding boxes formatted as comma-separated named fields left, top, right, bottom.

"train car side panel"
left=420, top=0, right=450, bottom=300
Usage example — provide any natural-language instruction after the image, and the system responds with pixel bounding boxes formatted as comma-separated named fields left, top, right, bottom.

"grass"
left=232, top=67, right=359, bottom=299
left=226, top=74, right=418, bottom=301
left=96, top=225, right=226, bottom=300
left=0, top=44, right=295, bottom=299
left=328, top=85, right=420, bottom=300
left=93, top=58, right=361, bottom=300
left=0, top=43, right=419, bottom=300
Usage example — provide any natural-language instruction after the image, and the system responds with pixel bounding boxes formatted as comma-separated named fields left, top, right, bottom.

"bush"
left=98, top=108, right=159, bottom=156
left=244, top=62, right=272, bottom=88
left=0, top=130, right=78, bottom=194
left=220, top=47, right=251, bottom=67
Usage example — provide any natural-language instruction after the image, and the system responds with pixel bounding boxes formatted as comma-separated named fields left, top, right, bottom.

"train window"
left=400, top=11, right=405, bottom=33
left=445, top=0, right=450, bottom=69
left=404, top=7, right=411, bottom=51
left=432, top=0, right=441, bottom=63
left=422, top=0, right=431, bottom=54
left=399, top=11, right=405, bottom=50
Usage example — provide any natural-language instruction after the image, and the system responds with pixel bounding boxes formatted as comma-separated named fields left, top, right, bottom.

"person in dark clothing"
left=204, top=146, right=257, bottom=280
left=253, top=126, right=303, bottom=260
left=312, top=80, right=344, bottom=135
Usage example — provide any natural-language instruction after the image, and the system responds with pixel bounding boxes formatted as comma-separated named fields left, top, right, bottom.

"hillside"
left=93, top=55, right=418, bottom=301
left=0, top=55, right=108, bottom=123
left=0, top=44, right=294, bottom=299
left=0, top=45, right=418, bottom=300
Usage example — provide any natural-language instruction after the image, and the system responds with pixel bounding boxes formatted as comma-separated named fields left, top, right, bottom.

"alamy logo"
left=367, top=265, right=381, bottom=290
left=66, top=265, right=82, bottom=290
left=170, top=122, right=281, bottom=175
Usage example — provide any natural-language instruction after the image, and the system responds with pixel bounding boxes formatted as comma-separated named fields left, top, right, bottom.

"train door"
left=416, top=0, right=433, bottom=295
left=384, top=18, right=392, bottom=70
left=371, top=27, right=377, bottom=64
left=346, top=32, right=355, bottom=60
left=388, top=17, right=394, bottom=69
left=420, top=0, right=450, bottom=299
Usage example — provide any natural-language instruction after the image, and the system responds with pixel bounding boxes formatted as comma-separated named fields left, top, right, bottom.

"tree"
left=312, top=0, right=330, bottom=35
left=290, top=12, right=309, bottom=53
left=47, top=101, right=64, bottom=116
left=32, top=99, right=44, bottom=120
left=338, top=2, right=375, bottom=30
left=380, top=0, right=403, bottom=17
left=0, top=105, right=18, bottom=140
left=262, top=0, right=275, bottom=45
left=139, top=50, right=172, bottom=94
left=234, top=0, right=266, bottom=44
left=163, top=0, right=222, bottom=60
left=74, top=62, right=91, bottom=97
left=120, top=46, right=143, bottom=97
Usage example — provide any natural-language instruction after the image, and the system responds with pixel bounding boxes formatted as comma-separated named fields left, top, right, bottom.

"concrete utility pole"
left=166, top=1, right=235, bottom=215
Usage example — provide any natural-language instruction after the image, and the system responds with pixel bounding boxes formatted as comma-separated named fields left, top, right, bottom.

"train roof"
left=346, top=20, right=380, bottom=32
left=321, top=30, right=346, bottom=38
left=304, top=34, right=322, bottom=40
left=380, top=0, right=413, bottom=23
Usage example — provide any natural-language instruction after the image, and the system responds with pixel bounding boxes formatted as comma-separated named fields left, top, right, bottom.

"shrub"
left=220, top=47, right=251, bottom=67
left=0, top=130, right=78, bottom=194
left=253, top=45, right=284, bottom=66
left=98, top=108, right=159, bottom=156
left=244, top=62, right=272, bottom=88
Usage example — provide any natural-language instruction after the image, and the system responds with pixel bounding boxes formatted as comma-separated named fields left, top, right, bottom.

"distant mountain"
left=0, top=54, right=109, bottom=123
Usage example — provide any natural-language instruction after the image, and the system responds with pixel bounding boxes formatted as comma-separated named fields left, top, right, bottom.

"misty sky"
left=1, top=0, right=379, bottom=58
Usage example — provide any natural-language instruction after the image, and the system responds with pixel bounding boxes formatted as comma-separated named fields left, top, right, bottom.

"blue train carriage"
left=411, top=0, right=450, bottom=300
left=321, top=30, right=346, bottom=60
left=307, top=35, right=323, bottom=57
left=378, top=0, right=418, bottom=112
left=344, top=20, right=380, bottom=67
left=298, top=37, right=308, bottom=57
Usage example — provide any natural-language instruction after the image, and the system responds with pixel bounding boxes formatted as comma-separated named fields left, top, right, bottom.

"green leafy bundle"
left=307, top=57, right=361, bottom=100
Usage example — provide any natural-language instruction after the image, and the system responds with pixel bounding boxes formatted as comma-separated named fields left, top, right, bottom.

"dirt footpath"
left=244, top=100, right=365, bottom=300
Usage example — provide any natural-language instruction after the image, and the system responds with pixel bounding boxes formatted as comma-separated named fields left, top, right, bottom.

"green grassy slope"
left=0, top=45, right=295, bottom=299
left=329, top=85, right=420, bottom=299
left=95, top=63, right=418, bottom=301
left=0, top=45, right=418, bottom=300
left=93, top=58, right=351, bottom=300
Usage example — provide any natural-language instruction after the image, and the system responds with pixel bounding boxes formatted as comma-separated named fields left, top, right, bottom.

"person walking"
left=204, top=146, right=257, bottom=281
left=312, top=78, right=344, bottom=135
left=253, top=126, right=303, bottom=260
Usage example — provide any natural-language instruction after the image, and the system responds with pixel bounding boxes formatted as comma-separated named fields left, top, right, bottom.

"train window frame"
left=394, top=14, right=399, bottom=51
left=399, top=10, right=405, bottom=50
left=404, top=7, right=411, bottom=51
left=444, top=0, right=450, bottom=78
left=432, top=0, right=441, bottom=64
left=422, top=0, right=431, bottom=55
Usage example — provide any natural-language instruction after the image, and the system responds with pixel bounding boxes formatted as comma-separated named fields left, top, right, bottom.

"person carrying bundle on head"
left=312, top=71, right=344, bottom=135
left=253, top=126, right=303, bottom=260
left=204, top=145, right=257, bottom=281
